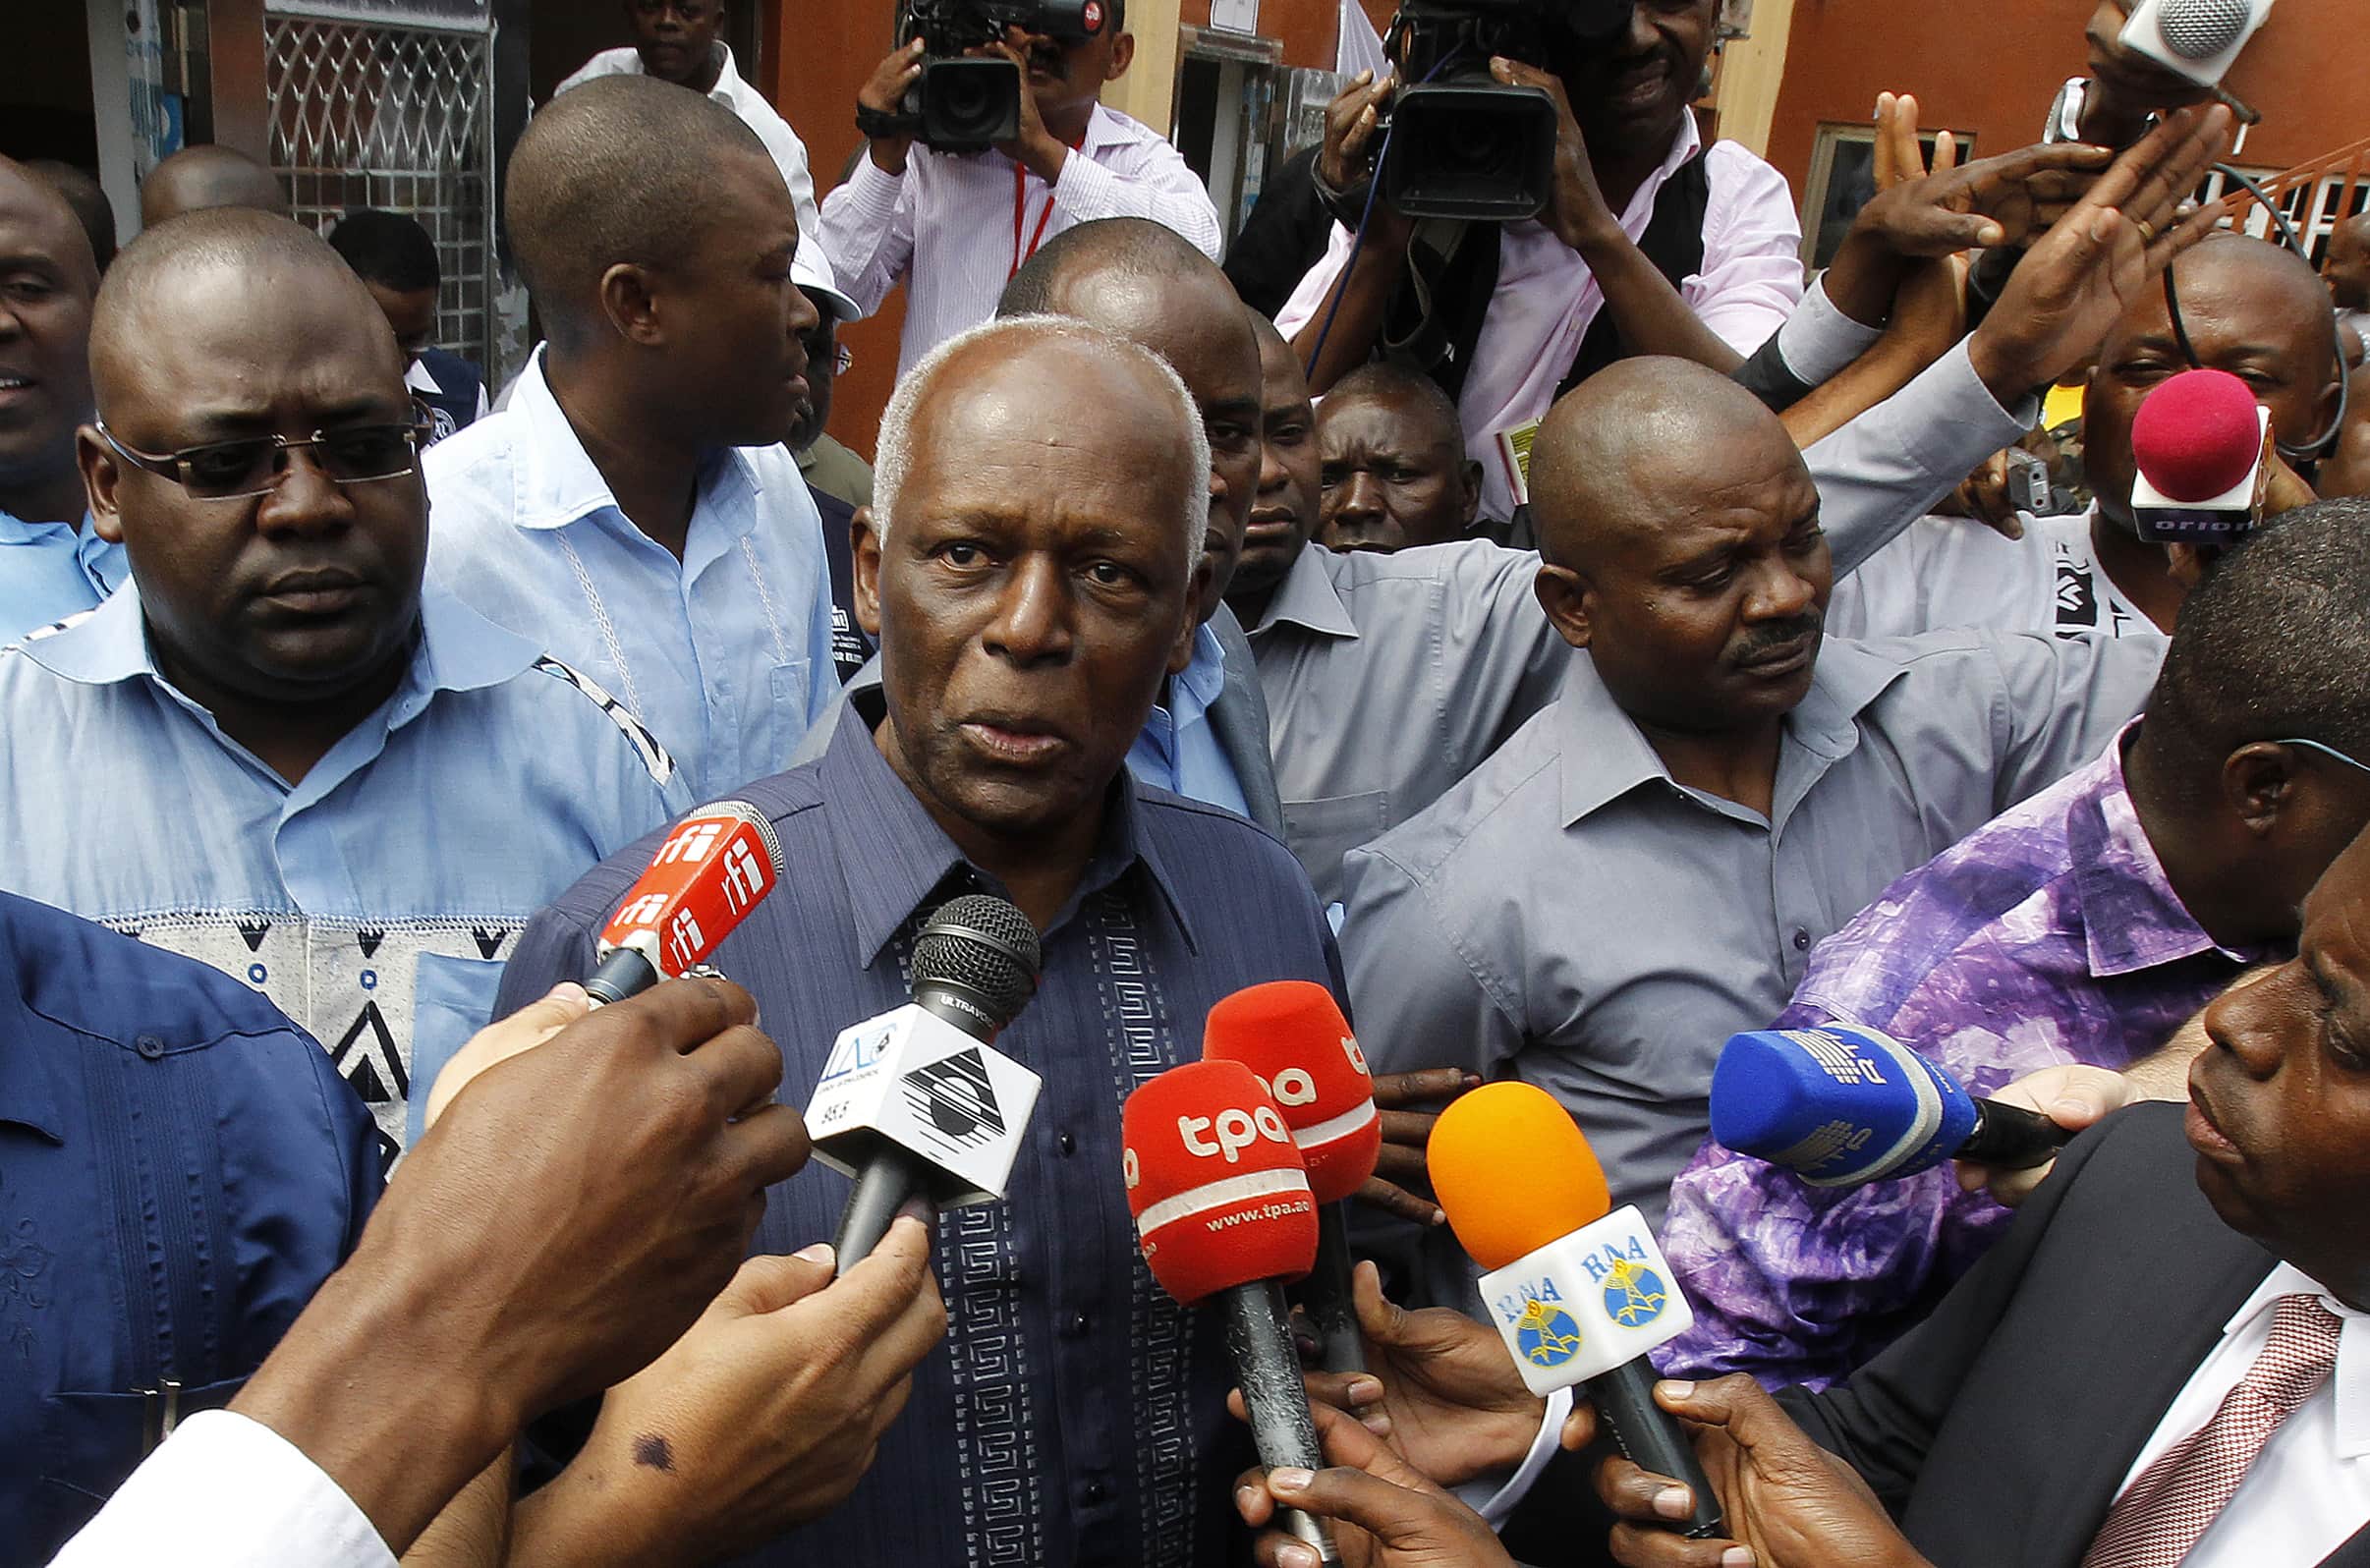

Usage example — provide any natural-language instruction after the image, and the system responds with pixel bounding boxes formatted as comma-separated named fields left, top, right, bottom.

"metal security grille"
left=263, top=8, right=498, bottom=374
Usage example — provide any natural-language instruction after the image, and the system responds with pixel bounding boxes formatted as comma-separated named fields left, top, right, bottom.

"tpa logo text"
left=1258, top=1068, right=1319, bottom=1107
left=1178, top=1105, right=1291, bottom=1163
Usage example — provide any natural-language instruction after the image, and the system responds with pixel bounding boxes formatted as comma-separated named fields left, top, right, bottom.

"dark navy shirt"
left=0, top=891, right=377, bottom=1562
left=496, top=698, right=1342, bottom=1568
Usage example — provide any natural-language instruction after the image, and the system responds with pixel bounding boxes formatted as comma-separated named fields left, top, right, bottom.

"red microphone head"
left=1122, top=1060, right=1318, bottom=1306
left=1202, top=981, right=1380, bottom=1204
left=2131, top=367, right=2264, bottom=502
left=597, top=801, right=785, bottom=977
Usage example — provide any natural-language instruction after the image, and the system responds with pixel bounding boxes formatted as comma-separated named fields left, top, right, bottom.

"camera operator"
left=819, top=0, right=1221, bottom=377
left=1277, top=0, right=1804, bottom=523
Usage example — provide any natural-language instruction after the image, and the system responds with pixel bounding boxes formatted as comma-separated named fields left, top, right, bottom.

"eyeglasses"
left=96, top=418, right=429, bottom=502
left=834, top=343, right=855, bottom=376
left=2276, top=738, right=2370, bottom=775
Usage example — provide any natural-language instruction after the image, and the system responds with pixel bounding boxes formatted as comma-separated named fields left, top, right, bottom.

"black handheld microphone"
left=810, top=895, right=1043, bottom=1272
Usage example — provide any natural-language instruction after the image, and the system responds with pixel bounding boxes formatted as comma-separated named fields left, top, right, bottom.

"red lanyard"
left=1011, top=161, right=1058, bottom=278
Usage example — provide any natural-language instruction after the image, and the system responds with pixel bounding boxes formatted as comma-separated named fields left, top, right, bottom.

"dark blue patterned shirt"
left=495, top=696, right=1341, bottom=1568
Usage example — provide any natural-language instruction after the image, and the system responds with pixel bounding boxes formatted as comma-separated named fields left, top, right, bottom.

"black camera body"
left=885, top=0, right=1110, bottom=153
left=1382, top=0, right=1633, bottom=222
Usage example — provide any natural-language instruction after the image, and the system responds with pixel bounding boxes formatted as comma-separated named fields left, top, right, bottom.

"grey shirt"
left=1249, top=340, right=2036, bottom=906
left=1337, top=628, right=2165, bottom=1229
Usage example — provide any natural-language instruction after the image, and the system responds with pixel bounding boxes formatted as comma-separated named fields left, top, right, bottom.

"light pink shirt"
left=818, top=103, right=1223, bottom=376
left=1276, top=116, right=1805, bottom=520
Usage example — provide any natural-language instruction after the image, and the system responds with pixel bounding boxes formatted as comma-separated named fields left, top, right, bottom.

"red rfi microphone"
left=586, top=801, right=786, bottom=1005
left=1124, top=1062, right=1340, bottom=1565
left=1204, top=981, right=1380, bottom=1373
left=2130, top=367, right=2273, bottom=542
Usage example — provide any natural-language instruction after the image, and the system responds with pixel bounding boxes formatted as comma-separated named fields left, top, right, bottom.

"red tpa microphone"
left=2130, top=367, right=2272, bottom=543
left=1124, top=1061, right=1338, bottom=1564
left=1204, top=981, right=1379, bottom=1373
left=586, top=801, right=786, bottom=1005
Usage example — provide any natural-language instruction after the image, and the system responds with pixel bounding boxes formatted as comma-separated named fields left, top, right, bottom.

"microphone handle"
left=832, top=1145, right=935, bottom=1278
left=1222, top=1280, right=1343, bottom=1566
left=1301, top=1204, right=1367, bottom=1375
left=1962, top=1098, right=2074, bottom=1169
left=583, top=945, right=657, bottom=1008
left=1585, top=1359, right=1724, bottom=1540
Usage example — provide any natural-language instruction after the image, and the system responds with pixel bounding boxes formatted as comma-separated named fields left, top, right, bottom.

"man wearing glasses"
left=0, top=208, right=692, bottom=1161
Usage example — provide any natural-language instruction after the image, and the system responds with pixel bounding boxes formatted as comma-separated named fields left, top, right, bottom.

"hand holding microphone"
left=1205, top=981, right=1382, bottom=1374
left=1124, top=1060, right=1343, bottom=1566
left=1430, top=1083, right=1725, bottom=1541
left=1710, top=1025, right=2072, bottom=1188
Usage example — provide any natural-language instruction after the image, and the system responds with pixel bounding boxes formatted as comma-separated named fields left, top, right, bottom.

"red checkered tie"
left=2082, top=1294, right=2344, bottom=1568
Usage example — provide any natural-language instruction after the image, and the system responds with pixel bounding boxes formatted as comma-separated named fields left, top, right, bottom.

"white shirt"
left=1828, top=506, right=2164, bottom=644
left=818, top=102, right=1223, bottom=376
left=47, top=1410, right=395, bottom=1568
left=1275, top=115, right=1806, bottom=521
left=2109, top=1264, right=2370, bottom=1568
left=555, top=45, right=822, bottom=251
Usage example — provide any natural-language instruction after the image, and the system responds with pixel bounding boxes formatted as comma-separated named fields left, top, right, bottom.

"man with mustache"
left=1278, top=0, right=1804, bottom=523
left=824, top=0, right=1222, bottom=376
left=1316, top=363, right=1485, bottom=555
left=497, top=313, right=1342, bottom=1568
left=0, top=208, right=690, bottom=1159
left=1338, top=358, right=2164, bottom=1238
left=0, top=157, right=124, bottom=643
left=423, top=77, right=839, bottom=800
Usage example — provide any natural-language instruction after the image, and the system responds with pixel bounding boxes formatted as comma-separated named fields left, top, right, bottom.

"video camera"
left=876, top=0, right=1111, bottom=153
left=1381, top=0, right=1635, bottom=222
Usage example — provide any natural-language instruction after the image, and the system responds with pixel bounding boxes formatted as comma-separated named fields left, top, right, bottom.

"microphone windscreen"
left=1711, top=1027, right=1979, bottom=1185
left=2131, top=367, right=2262, bottom=502
left=1428, top=1082, right=1609, bottom=1270
left=1203, top=981, right=1381, bottom=1204
left=597, top=800, right=784, bottom=974
left=1123, top=1061, right=1318, bottom=1306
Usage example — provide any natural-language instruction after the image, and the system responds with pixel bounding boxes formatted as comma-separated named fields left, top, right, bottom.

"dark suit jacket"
left=1510, top=1104, right=2369, bottom=1568
left=787, top=603, right=1288, bottom=841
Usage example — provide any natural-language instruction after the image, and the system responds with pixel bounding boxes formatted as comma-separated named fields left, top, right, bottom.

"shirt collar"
left=2067, top=723, right=2260, bottom=978
left=0, top=507, right=72, bottom=545
left=2228, top=1261, right=2370, bottom=1461
left=17, top=577, right=538, bottom=707
left=1556, top=637, right=1907, bottom=825
left=815, top=694, right=1202, bottom=967
left=1252, top=543, right=1360, bottom=641
left=1170, top=622, right=1228, bottom=717
left=705, top=43, right=750, bottom=105
left=507, top=347, right=764, bottom=537
left=0, top=935, right=64, bottom=1142
left=405, top=357, right=443, bottom=397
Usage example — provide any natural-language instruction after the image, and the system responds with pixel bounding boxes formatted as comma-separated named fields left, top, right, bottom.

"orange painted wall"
left=1763, top=0, right=2370, bottom=200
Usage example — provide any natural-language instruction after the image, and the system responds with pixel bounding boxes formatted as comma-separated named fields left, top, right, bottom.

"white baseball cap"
left=793, top=237, right=860, bottom=322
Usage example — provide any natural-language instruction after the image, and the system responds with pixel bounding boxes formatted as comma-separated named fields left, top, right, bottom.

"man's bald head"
left=23, top=160, right=114, bottom=272
left=504, top=74, right=780, bottom=345
left=1530, top=358, right=1830, bottom=738
left=0, top=157, right=97, bottom=295
left=2326, top=210, right=2370, bottom=314
left=1531, top=358, right=1808, bottom=571
left=90, top=207, right=402, bottom=414
left=0, top=157, right=103, bottom=524
left=997, top=216, right=1217, bottom=317
left=139, top=144, right=285, bottom=227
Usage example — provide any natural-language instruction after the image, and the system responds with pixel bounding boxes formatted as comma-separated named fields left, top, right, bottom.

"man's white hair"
left=872, top=312, right=1213, bottom=583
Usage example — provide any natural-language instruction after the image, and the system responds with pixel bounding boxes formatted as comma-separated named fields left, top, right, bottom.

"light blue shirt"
left=423, top=348, right=839, bottom=799
left=1126, top=621, right=1250, bottom=816
left=0, top=583, right=694, bottom=1157
left=0, top=510, right=126, bottom=644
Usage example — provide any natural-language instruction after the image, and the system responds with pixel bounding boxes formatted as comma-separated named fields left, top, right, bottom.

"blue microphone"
left=1710, top=1025, right=2069, bottom=1187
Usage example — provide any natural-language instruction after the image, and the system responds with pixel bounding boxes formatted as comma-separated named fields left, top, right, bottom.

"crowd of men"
left=5, top=0, right=2370, bottom=1564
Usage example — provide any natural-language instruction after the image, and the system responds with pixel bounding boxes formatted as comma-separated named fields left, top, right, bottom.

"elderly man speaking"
left=497, top=314, right=1343, bottom=1568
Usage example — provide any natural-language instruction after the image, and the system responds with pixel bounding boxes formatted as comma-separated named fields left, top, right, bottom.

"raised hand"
left=1356, top=1067, right=1478, bottom=1225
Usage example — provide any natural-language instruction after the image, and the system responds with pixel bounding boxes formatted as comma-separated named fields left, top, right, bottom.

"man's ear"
left=853, top=507, right=884, bottom=639
left=2223, top=741, right=2302, bottom=836
left=596, top=262, right=664, bottom=346
left=1104, top=31, right=1135, bottom=81
left=1533, top=562, right=1592, bottom=651
left=78, top=424, right=126, bottom=544
left=1458, top=459, right=1484, bottom=528
left=1170, top=556, right=1212, bottom=676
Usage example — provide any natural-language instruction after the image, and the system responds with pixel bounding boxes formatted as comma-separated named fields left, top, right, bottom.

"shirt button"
left=1068, top=1312, right=1091, bottom=1336
left=135, top=1034, right=166, bottom=1060
left=1057, top=1132, right=1076, bottom=1156
left=1082, top=1482, right=1108, bottom=1506
left=1791, top=928, right=1811, bottom=952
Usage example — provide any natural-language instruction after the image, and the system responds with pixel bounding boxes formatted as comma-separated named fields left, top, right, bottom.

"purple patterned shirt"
left=1658, top=727, right=2269, bottom=1388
